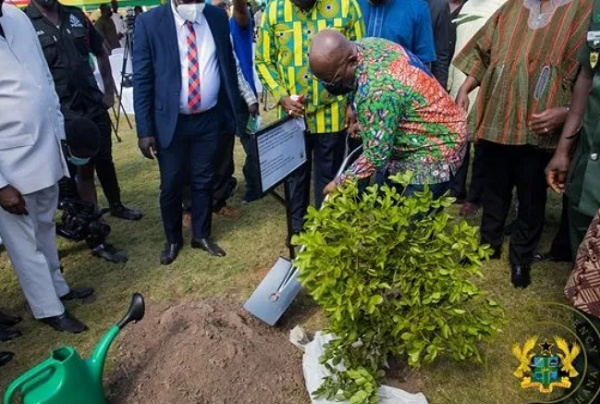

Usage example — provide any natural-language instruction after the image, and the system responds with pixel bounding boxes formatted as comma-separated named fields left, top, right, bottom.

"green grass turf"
left=0, top=105, right=575, bottom=403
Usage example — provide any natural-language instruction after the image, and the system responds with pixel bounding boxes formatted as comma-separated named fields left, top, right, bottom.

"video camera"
left=56, top=198, right=110, bottom=248
left=125, top=8, right=135, bottom=35
left=56, top=197, right=128, bottom=263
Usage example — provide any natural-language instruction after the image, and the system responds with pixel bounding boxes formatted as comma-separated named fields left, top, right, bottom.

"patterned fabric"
left=452, top=0, right=592, bottom=148
left=185, top=21, right=202, bottom=113
left=255, top=0, right=364, bottom=134
left=566, top=209, right=600, bottom=319
left=338, top=38, right=468, bottom=185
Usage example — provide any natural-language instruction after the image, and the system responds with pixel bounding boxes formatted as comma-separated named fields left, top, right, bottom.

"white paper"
left=257, top=118, right=307, bottom=192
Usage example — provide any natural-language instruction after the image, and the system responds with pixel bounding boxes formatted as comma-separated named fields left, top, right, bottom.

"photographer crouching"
left=58, top=118, right=128, bottom=263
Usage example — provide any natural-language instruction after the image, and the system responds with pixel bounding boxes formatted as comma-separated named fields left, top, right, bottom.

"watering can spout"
left=88, top=293, right=145, bottom=385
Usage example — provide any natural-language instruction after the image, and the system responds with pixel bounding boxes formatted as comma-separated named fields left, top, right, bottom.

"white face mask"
left=176, top=2, right=205, bottom=22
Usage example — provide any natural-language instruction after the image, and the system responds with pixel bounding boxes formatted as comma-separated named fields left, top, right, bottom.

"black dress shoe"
left=40, top=311, right=88, bottom=334
left=160, top=243, right=182, bottom=265
left=191, top=238, right=226, bottom=257
left=533, top=251, right=572, bottom=263
left=61, top=287, right=95, bottom=301
left=0, top=351, right=14, bottom=367
left=0, top=328, right=22, bottom=342
left=511, top=263, right=531, bottom=289
left=110, top=203, right=143, bottom=221
left=490, top=248, right=502, bottom=260
left=0, top=311, right=22, bottom=328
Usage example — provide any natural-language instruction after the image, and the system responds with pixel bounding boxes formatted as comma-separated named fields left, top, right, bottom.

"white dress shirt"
left=171, top=2, right=220, bottom=114
left=111, top=11, right=127, bottom=48
left=0, top=4, right=69, bottom=195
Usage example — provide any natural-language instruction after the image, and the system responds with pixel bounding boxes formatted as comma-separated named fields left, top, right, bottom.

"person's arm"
left=413, top=2, right=436, bottom=64
left=336, top=94, right=403, bottom=185
left=132, top=15, right=157, bottom=159
left=231, top=40, right=258, bottom=108
left=254, top=3, right=303, bottom=116
left=232, top=0, right=250, bottom=29
left=255, top=4, right=288, bottom=102
left=87, top=16, right=116, bottom=107
left=546, top=64, right=593, bottom=193
left=429, top=0, right=451, bottom=88
left=347, top=0, right=365, bottom=41
left=452, top=4, right=503, bottom=101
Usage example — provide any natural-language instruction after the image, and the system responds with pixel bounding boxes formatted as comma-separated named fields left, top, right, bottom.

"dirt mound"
left=107, top=298, right=308, bottom=404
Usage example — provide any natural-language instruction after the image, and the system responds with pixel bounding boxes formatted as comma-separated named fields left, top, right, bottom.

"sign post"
left=243, top=117, right=307, bottom=325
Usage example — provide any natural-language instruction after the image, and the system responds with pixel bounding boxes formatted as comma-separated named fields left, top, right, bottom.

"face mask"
left=67, top=155, right=91, bottom=166
left=37, top=0, right=57, bottom=8
left=177, top=2, right=205, bottom=22
left=323, top=80, right=354, bottom=96
left=291, top=0, right=316, bottom=10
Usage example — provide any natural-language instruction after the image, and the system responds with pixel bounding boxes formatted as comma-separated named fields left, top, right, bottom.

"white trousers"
left=0, top=184, right=68, bottom=319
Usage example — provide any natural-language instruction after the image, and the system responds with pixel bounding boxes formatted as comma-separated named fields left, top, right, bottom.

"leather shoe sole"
left=511, top=264, right=531, bottom=289
left=0, top=329, right=22, bottom=342
left=533, top=252, right=571, bottom=263
left=0, top=312, right=22, bottom=328
left=160, top=243, right=182, bottom=265
left=40, top=312, right=88, bottom=334
left=191, top=239, right=226, bottom=257
left=0, top=351, right=14, bottom=367
left=61, top=287, right=94, bottom=301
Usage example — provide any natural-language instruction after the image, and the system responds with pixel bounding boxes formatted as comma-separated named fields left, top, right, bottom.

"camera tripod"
left=112, top=28, right=134, bottom=142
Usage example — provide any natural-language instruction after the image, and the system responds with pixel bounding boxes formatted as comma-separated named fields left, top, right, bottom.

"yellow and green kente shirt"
left=255, top=0, right=364, bottom=134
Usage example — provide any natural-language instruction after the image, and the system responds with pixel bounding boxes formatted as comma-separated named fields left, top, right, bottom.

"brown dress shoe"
left=182, top=212, right=192, bottom=228
left=215, top=205, right=242, bottom=219
left=459, top=202, right=479, bottom=217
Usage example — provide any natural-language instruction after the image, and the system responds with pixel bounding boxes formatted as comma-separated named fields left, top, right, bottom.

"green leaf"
left=292, top=169, right=504, bottom=399
left=349, top=390, right=369, bottom=404
left=369, top=295, right=384, bottom=306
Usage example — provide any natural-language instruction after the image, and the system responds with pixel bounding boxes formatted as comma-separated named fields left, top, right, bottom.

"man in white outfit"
left=0, top=0, right=93, bottom=333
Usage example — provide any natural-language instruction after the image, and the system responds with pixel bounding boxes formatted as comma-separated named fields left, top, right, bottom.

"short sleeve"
left=579, top=45, right=591, bottom=67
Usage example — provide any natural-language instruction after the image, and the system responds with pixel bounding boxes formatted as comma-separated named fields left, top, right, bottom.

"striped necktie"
left=185, top=21, right=201, bottom=113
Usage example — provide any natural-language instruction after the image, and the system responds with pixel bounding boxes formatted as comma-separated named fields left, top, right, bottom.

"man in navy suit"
left=133, top=0, right=240, bottom=265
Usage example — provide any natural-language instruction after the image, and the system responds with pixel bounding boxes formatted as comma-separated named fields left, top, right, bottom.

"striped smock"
left=453, top=0, right=592, bottom=148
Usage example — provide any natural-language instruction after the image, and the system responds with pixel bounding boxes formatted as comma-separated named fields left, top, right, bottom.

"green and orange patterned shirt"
left=338, top=38, right=468, bottom=185
left=255, top=0, right=364, bottom=134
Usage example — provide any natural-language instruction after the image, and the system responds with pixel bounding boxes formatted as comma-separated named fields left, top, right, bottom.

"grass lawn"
left=0, top=105, right=576, bottom=404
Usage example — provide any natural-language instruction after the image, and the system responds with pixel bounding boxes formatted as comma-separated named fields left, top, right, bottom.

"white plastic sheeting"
left=295, top=330, right=429, bottom=404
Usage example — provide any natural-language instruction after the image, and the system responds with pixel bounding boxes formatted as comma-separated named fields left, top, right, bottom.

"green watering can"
left=3, top=293, right=145, bottom=404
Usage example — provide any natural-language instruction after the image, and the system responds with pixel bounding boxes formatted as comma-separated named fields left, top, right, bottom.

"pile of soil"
left=107, top=298, right=308, bottom=404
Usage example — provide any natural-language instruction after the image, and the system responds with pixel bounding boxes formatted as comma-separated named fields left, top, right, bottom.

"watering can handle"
left=3, top=361, right=58, bottom=404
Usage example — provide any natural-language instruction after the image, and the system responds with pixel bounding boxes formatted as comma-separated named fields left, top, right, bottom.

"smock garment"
left=453, top=0, right=592, bottom=149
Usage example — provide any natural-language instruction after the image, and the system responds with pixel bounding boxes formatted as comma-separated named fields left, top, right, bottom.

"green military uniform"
left=566, top=0, right=600, bottom=254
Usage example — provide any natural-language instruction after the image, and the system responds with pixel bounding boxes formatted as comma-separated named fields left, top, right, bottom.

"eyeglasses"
left=318, top=64, right=344, bottom=87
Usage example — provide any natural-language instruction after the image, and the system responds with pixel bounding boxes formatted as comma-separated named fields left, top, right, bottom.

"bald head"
left=309, top=30, right=354, bottom=81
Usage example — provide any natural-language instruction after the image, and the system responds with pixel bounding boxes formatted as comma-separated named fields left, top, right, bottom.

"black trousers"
left=212, top=129, right=237, bottom=212
left=548, top=195, right=572, bottom=260
left=88, top=109, right=121, bottom=206
left=157, top=110, right=219, bottom=243
left=240, top=134, right=261, bottom=202
left=450, top=141, right=485, bottom=204
left=480, top=141, right=553, bottom=266
left=287, top=131, right=346, bottom=234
